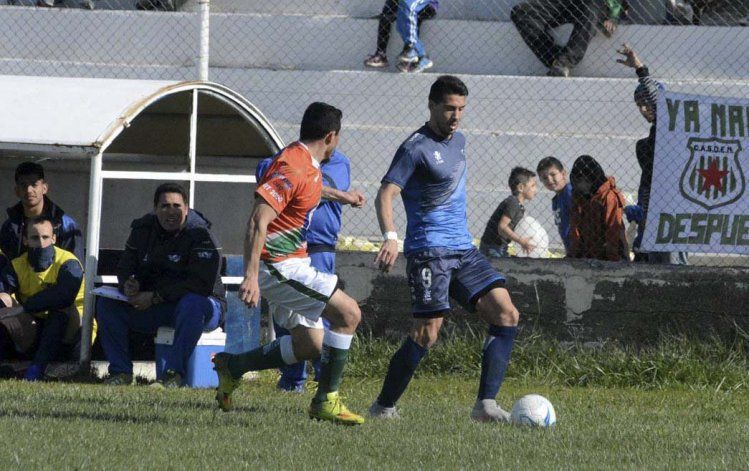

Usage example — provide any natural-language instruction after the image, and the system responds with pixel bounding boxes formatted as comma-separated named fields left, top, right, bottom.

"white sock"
left=323, top=330, right=353, bottom=350
left=279, top=335, right=298, bottom=365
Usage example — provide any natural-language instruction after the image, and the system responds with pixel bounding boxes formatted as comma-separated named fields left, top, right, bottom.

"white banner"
left=642, top=90, right=749, bottom=254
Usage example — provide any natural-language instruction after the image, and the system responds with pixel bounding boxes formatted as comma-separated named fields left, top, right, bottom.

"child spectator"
left=364, top=0, right=438, bottom=70
left=480, top=167, right=538, bottom=258
left=568, top=155, right=627, bottom=261
left=536, top=156, right=573, bottom=254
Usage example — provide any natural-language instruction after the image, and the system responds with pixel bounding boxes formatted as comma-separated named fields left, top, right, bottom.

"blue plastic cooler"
left=155, top=327, right=226, bottom=388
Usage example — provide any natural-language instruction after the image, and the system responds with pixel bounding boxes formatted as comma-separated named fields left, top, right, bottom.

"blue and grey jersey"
left=382, top=124, right=473, bottom=255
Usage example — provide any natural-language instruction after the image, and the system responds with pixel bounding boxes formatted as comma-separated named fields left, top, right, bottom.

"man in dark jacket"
left=511, top=0, right=625, bottom=77
left=96, top=183, right=225, bottom=387
left=1, top=162, right=83, bottom=261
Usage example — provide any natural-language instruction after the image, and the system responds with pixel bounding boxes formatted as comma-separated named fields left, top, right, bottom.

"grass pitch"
left=1, top=375, right=747, bottom=469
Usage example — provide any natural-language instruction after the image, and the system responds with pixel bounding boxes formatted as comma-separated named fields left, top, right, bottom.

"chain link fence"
left=0, top=0, right=748, bottom=266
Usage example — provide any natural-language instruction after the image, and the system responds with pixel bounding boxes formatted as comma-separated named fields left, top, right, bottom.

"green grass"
left=1, top=375, right=748, bottom=469
left=348, top=333, right=749, bottom=390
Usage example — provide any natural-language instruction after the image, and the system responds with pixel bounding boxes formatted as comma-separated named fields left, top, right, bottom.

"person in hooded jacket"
left=1, top=162, right=83, bottom=262
left=96, top=183, right=225, bottom=387
left=617, top=44, right=688, bottom=265
left=568, top=155, right=628, bottom=261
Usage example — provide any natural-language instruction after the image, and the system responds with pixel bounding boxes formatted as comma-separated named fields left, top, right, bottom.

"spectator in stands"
left=136, top=0, right=180, bottom=10
left=1, top=162, right=83, bottom=262
left=256, top=150, right=365, bottom=393
left=616, top=44, right=688, bottom=265
left=537, top=156, right=573, bottom=254
left=479, top=167, right=538, bottom=258
left=568, top=155, right=627, bottom=261
left=393, top=0, right=439, bottom=73
left=28, top=0, right=94, bottom=8
left=96, top=183, right=225, bottom=387
left=364, top=0, right=438, bottom=70
left=0, top=216, right=85, bottom=381
left=511, top=0, right=626, bottom=77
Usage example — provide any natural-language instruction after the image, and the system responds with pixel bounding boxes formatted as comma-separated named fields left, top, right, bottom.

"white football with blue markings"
left=511, top=394, right=556, bottom=427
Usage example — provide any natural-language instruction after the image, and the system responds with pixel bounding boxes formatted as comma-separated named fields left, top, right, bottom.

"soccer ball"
left=510, top=394, right=556, bottom=427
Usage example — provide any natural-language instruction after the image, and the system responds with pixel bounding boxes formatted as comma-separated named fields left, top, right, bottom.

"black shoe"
left=547, top=64, right=570, bottom=77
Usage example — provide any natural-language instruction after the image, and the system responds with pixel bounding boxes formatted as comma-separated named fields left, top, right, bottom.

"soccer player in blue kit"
left=370, top=75, right=521, bottom=422
left=255, top=150, right=365, bottom=392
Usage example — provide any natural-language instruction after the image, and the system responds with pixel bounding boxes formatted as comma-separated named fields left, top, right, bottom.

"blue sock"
left=477, top=325, right=517, bottom=400
left=377, top=337, right=428, bottom=408
left=24, top=363, right=45, bottom=382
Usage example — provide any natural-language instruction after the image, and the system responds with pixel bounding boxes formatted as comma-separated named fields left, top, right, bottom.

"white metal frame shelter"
left=0, top=75, right=284, bottom=364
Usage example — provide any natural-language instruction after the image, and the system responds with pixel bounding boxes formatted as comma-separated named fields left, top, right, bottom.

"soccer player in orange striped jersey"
left=212, top=102, right=365, bottom=425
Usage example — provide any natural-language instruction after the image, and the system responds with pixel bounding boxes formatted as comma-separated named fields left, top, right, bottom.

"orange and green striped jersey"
left=255, top=141, right=322, bottom=263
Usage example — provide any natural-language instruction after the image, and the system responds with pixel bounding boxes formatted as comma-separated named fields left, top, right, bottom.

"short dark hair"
left=15, top=162, right=45, bottom=183
left=153, top=182, right=188, bottom=207
left=25, top=215, right=54, bottom=236
left=536, top=156, right=564, bottom=174
left=428, top=75, right=469, bottom=104
left=508, top=167, right=536, bottom=195
left=299, top=102, right=343, bottom=141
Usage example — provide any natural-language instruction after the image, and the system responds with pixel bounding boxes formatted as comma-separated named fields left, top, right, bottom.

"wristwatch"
left=383, top=231, right=398, bottom=241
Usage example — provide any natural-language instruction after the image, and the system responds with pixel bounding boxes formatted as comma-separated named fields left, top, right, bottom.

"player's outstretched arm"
left=374, top=182, right=402, bottom=272
left=239, top=201, right=278, bottom=307
left=321, top=186, right=367, bottom=208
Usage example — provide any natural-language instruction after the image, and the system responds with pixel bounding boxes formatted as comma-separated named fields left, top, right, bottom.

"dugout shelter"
left=0, top=75, right=283, bottom=365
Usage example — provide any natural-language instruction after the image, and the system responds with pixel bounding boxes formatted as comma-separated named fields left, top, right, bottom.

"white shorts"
left=259, top=257, right=338, bottom=330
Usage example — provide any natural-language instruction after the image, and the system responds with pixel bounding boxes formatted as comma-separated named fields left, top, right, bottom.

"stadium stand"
left=0, top=2, right=747, bottom=251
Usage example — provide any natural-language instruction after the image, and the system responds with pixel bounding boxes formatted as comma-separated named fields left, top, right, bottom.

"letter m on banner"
left=679, top=137, right=745, bottom=210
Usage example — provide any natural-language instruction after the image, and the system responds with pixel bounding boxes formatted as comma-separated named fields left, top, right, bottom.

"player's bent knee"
left=411, top=319, right=442, bottom=348
left=326, top=291, right=361, bottom=330
left=501, top=306, right=520, bottom=326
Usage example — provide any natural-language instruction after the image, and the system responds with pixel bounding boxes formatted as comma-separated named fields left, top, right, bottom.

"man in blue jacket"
left=96, top=183, right=226, bottom=387
left=255, top=149, right=365, bottom=392
left=1, top=162, right=83, bottom=261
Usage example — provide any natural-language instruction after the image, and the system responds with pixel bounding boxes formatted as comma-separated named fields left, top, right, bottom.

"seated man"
left=96, top=183, right=225, bottom=387
left=511, top=0, right=625, bottom=77
left=0, top=216, right=85, bottom=381
left=364, top=0, right=438, bottom=70
left=395, top=0, right=438, bottom=73
left=1, top=162, right=83, bottom=261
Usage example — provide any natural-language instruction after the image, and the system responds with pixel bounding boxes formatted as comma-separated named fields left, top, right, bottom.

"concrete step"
left=181, top=0, right=523, bottom=21
left=180, top=0, right=674, bottom=24
left=11, top=0, right=742, bottom=27
left=1, top=8, right=748, bottom=79
left=3, top=59, right=749, bottom=144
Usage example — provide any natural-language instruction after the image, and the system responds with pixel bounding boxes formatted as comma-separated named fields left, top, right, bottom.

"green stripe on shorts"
left=265, top=262, right=331, bottom=303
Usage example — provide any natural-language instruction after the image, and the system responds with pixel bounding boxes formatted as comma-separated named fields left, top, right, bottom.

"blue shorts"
left=406, top=247, right=506, bottom=317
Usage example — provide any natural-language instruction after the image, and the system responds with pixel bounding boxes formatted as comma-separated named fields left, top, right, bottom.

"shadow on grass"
left=0, top=404, right=268, bottom=426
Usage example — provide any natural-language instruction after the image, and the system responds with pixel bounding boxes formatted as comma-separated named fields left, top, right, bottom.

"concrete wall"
left=335, top=252, right=749, bottom=344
